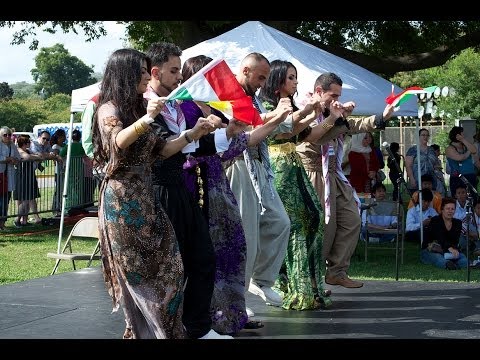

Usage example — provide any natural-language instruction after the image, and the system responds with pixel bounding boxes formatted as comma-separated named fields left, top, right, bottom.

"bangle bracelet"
left=184, top=131, right=193, bottom=143
left=321, top=122, right=334, bottom=130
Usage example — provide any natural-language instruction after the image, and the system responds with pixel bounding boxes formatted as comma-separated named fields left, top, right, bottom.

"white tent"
left=181, top=21, right=418, bottom=117
left=56, top=82, right=101, bottom=253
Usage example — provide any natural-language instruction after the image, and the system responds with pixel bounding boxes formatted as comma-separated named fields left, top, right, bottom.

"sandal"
left=123, top=327, right=133, bottom=339
left=244, top=320, right=264, bottom=329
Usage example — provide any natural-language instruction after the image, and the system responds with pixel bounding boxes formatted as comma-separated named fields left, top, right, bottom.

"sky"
left=0, top=22, right=127, bottom=84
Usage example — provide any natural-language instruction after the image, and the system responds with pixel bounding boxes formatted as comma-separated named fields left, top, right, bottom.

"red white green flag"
left=167, top=58, right=263, bottom=126
left=386, top=85, right=438, bottom=109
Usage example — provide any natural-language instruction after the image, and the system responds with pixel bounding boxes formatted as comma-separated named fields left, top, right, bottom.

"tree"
left=0, top=98, right=47, bottom=131
left=2, top=21, right=480, bottom=77
left=10, top=81, right=38, bottom=99
left=391, top=48, right=480, bottom=123
left=31, top=43, right=97, bottom=97
left=0, top=82, right=14, bottom=100
left=42, top=93, right=71, bottom=123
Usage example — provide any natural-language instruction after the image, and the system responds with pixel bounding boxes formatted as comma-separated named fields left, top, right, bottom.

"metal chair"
left=47, top=216, right=100, bottom=275
left=362, top=199, right=405, bottom=280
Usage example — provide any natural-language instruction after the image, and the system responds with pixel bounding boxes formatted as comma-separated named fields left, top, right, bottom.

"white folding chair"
left=47, top=216, right=100, bottom=275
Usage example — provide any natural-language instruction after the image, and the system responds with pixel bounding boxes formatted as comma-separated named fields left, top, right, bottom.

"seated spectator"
left=405, top=188, right=438, bottom=245
left=460, top=196, right=480, bottom=257
left=348, top=132, right=380, bottom=195
left=407, top=174, right=442, bottom=214
left=420, top=197, right=468, bottom=270
left=453, top=184, right=468, bottom=221
left=361, top=182, right=397, bottom=243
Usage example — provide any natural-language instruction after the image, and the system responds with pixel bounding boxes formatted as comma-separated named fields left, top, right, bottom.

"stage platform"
left=1, top=266, right=480, bottom=342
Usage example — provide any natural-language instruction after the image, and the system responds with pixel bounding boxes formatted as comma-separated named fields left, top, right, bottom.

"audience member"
left=430, top=143, right=448, bottom=197
left=13, top=135, right=42, bottom=227
left=407, top=174, right=442, bottom=214
left=348, top=132, right=380, bottom=195
left=405, top=188, right=438, bottom=245
left=405, top=128, right=438, bottom=194
left=421, top=197, right=468, bottom=270
left=50, top=129, right=66, bottom=216
left=445, top=126, right=477, bottom=196
left=0, top=127, right=21, bottom=230
left=387, top=142, right=402, bottom=202
left=59, top=130, right=87, bottom=213
left=361, top=182, right=397, bottom=243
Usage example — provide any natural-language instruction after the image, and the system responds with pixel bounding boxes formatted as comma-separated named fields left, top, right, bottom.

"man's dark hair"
left=421, top=174, right=434, bottom=184
left=314, top=72, right=343, bottom=91
left=421, top=188, right=434, bottom=202
left=146, top=42, right=182, bottom=67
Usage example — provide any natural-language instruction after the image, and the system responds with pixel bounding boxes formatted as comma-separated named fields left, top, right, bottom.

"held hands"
left=144, top=97, right=168, bottom=123
left=341, top=101, right=355, bottom=117
left=273, top=98, right=293, bottom=123
left=189, top=115, right=219, bottom=140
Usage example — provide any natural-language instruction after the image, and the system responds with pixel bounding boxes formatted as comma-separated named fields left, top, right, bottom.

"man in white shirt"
left=405, top=188, right=438, bottom=246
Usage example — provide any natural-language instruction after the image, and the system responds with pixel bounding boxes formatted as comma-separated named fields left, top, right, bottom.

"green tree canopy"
left=0, top=98, right=47, bottom=131
left=0, top=82, right=14, bottom=100
left=31, top=43, right=97, bottom=98
left=391, top=48, right=480, bottom=123
left=3, top=21, right=480, bottom=77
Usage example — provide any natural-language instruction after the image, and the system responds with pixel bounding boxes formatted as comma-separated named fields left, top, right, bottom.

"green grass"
left=351, top=241, right=480, bottom=283
left=0, top=224, right=100, bottom=285
left=1, top=222, right=479, bottom=286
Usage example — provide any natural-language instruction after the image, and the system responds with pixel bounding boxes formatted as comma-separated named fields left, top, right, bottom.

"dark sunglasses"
left=2, top=133, right=12, bottom=137
left=42, top=137, right=50, bottom=140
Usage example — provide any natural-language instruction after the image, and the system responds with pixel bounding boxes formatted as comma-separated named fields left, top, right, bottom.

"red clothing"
left=348, top=150, right=379, bottom=194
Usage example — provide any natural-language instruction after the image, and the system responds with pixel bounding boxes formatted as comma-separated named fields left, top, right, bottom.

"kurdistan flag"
left=167, top=58, right=263, bottom=126
left=386, top=85, right=439, bottom=109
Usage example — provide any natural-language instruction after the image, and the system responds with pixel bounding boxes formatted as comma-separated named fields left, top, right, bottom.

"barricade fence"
left=0, top=156, right=99, bottom=222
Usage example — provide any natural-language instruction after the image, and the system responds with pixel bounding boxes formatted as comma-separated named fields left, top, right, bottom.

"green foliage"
left=0, top=82, right=14, bottom=100
left=10, top=81, right=38, bottom=99
left=31, top=43, right=97, bottom=97
left=431, top=129, right=451, bottom=150
left=0, top=98, right=47, bottom=131
left=41, top=93, right=71, bottom=123
left=391, top=48, right=480, bottom=125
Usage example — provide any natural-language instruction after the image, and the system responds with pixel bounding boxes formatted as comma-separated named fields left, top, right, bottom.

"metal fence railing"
left=0, top=156, right=99, bottom=223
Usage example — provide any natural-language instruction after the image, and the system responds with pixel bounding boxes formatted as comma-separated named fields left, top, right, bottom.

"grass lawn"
left=0, top=223, right=100, bottom=285
left=1, top=221, right=479, bottom=286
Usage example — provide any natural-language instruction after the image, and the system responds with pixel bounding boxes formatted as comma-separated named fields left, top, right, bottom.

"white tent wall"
left=180, top=21, right=418, bottom=117
left=56, top=82, right=101, bottom=254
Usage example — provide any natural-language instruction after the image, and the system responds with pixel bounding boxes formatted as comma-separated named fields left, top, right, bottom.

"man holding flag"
left=144, top=42, right=232, bottom=340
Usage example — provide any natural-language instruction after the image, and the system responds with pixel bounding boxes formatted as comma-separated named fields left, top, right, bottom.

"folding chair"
left=362, top=199, right=405, bottom=278
left=47, top=216, right=101, bottom=275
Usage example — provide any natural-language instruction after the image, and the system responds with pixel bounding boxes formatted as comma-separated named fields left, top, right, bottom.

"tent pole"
left=56, top=112, right=75, bottom=254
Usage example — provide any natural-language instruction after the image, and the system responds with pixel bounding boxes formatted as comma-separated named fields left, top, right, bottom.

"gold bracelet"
left=321, top=122, right=334, bottom=130
left=133, top=122, right=147, bottom=136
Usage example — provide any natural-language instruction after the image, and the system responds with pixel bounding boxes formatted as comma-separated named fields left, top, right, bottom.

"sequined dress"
left=96, top=102, right=185, bottom=339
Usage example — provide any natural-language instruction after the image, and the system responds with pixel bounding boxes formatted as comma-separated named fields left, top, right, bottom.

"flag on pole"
left=167, top=58, right=263, bottom=126
left=386, top=85, right=439, bottom=109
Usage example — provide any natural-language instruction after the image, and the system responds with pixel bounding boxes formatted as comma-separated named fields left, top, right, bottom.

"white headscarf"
left=350, top=133, right=372, bottom=154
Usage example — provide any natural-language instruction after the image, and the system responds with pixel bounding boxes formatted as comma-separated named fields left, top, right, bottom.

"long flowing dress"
left=96, top=102, right=185, bottom=339
left=181, top=101, right=248, bottom=335
left=263, top=102, right=331, bottom=310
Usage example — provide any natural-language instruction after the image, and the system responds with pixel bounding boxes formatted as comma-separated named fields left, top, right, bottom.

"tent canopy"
left=181, top=21, right=418, bottom=117
left=70, top=81, right=101, bottom=113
